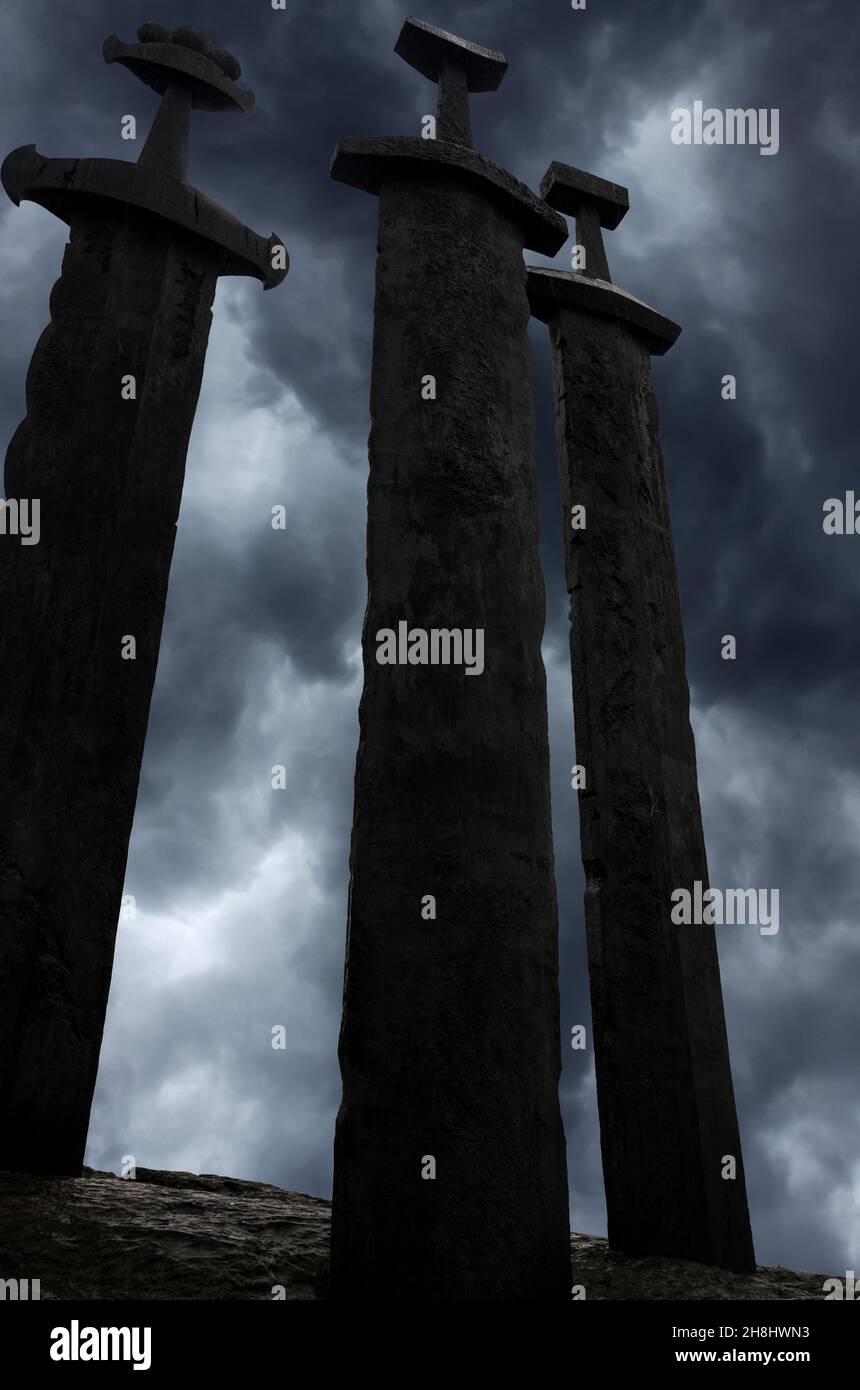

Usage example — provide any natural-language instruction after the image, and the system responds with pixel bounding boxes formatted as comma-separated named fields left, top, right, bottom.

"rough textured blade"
left=0, top=211, right=218, bottom=1174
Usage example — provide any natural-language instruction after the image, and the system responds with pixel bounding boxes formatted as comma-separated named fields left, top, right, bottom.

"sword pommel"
left=3, top=26, right=288, bottom=292
left=103, top=27, right=254, bottom=115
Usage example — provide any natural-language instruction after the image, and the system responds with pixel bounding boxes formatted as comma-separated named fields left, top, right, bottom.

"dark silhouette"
left=0, top=25, right=287, bottom=1177
left=529, top=162, right=756, bottom=1272
left=329, top=19, right=572, bottom=1300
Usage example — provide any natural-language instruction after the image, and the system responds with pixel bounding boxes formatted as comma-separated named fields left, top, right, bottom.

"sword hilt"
left=3, top=24, right=287, bottom=291
left=540, top=161, right=629, bottom=283
left=394, top=17, right=508, bottom=149
left=103, top=25, right=255, bottom=182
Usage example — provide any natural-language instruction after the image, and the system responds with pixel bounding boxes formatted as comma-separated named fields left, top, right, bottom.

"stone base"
left=0, top=1168, right=828, bottom=1300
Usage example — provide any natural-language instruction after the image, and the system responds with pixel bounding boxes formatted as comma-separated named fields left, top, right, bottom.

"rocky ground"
left=0, top=1167, right=831, bottom=1300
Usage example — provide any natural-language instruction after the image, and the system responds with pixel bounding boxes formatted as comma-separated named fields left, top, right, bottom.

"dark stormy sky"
left=1, top=0, right=858, bottom=1277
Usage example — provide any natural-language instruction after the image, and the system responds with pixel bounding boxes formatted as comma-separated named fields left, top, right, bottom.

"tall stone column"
left=0, top=24, right=287, bottom=1176
left=329, top=19, right=571, bottom=1299
left=528, top=162, right=755, bottom=1272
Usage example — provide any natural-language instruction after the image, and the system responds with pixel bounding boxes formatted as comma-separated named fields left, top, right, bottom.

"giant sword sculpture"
left=0, top=23, right=287, bottom=1176
left=529, top=162, right=755, bottom=1272
left=329, top=18, right=572, bottom=1300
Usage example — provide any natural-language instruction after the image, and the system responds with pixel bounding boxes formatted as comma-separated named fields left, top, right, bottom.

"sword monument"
left=528, top=161, right=755, bottom=1271
left=0, top=23, right=287, bottom=1176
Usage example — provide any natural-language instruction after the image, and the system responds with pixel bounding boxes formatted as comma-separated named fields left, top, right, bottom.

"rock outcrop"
left=0, top=1167, right=830, bottom=1300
